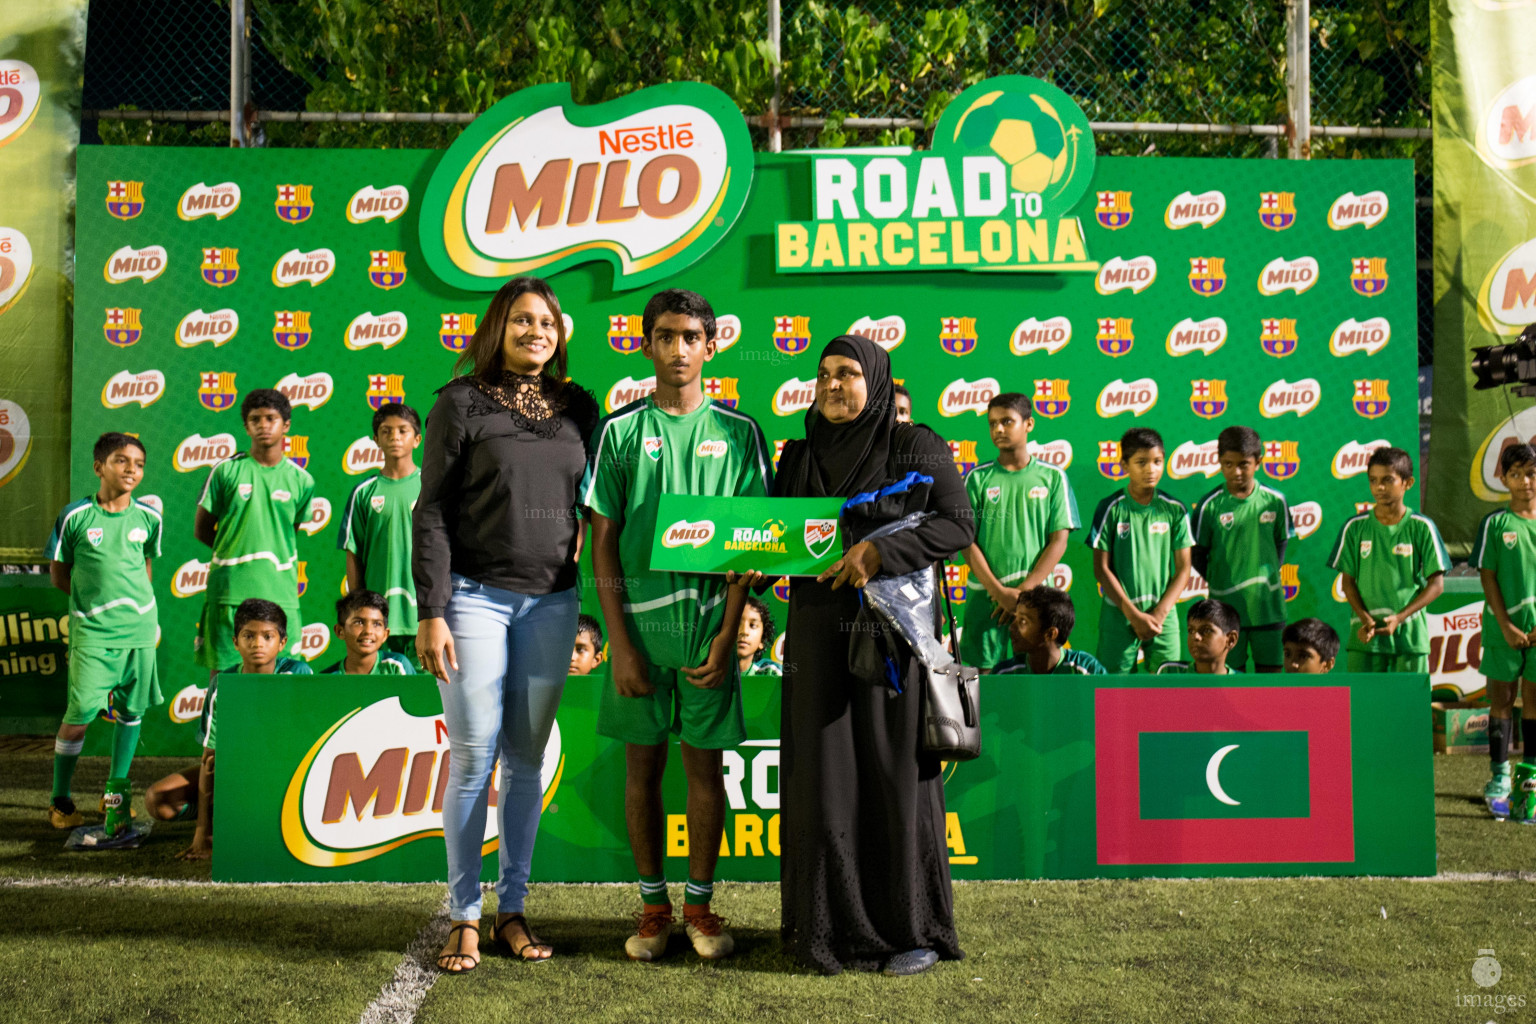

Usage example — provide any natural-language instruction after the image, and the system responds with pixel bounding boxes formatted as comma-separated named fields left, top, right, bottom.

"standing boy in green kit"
left=44, top=432, right=163, bottom=829
left=1327, top=446, right=1447, bottom=673
left=586, top=288, right=772, bottom=962
left=1190, top=425, right=1293, bottom=673
left=194, top=389, right=315, bottom=673
left=1089, top=427, right=1193, bottom=673
left=1470, top=443, right=1536, bottom=819
left=960, top=393, right=1079, bottom=671
left=339, top=401, right=421, bottom=666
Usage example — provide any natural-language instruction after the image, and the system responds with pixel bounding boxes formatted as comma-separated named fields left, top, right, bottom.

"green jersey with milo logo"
left=1190, top=482, right=1293, bottom=628
left=199, top=453, right=315, bottom=606
left=584, top=397, right=772, bottom=670
left=1327, top=508, right=1449, bottom=654
left=1088, top=489, right=1194, bottom=615
left=44, top=496, right=162, bottom=649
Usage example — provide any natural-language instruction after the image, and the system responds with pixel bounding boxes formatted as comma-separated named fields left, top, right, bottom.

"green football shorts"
left=1479, top=630, right=1536, bottom=683
left=1231, top=625, right=1284, bottom=671
left=1095, top=608, right=1181, bottom=674
left=597, top=662, right=747, bottom=750
left=63, top=646, right=162, bottom=726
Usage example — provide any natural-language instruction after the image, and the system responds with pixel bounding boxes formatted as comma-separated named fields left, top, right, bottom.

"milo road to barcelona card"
left=649, top=494, right=846, bottom=576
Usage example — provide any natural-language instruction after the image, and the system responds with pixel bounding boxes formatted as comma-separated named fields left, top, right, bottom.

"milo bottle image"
left=102, top=777, right=133, bottom=837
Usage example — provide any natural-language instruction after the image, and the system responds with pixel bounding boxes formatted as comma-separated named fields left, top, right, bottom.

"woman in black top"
left=413, top=277, right=598, bottom=973
left=774, top=334, right=975, bottom=977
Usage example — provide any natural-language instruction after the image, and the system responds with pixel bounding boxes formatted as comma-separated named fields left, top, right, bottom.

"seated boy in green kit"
left=1282, top=618, right=1339, bottom=674
left=325, top=590, right=414, bottom=675
left=1157, top=599, right=1242, bottom=675
left=994, top=585, right=1106, bottom=675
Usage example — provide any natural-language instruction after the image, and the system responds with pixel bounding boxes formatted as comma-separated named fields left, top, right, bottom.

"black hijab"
left=791, top=334, right=897, bottom=498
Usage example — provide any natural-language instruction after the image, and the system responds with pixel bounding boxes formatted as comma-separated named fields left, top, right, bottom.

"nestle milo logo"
left=283, top=697, right=561, bottom=867
left=661, top=519, right=715, bottom=548
left=420, top=81, right=753, bottom=291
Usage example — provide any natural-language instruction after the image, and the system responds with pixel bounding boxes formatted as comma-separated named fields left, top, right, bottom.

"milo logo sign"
left=420, top=82, right=754, bottom=290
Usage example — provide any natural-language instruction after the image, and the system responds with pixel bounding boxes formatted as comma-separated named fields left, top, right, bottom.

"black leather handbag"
left=920, top=566, right=981, bottom=761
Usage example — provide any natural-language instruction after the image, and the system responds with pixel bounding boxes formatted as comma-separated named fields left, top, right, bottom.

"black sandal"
left=494, top=914, right=553, bottom=962
left=435, top=922, right=481, bottom=973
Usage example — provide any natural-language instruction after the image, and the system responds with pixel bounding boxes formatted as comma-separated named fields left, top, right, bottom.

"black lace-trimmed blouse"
left=412, top=372, right=599, bottom=618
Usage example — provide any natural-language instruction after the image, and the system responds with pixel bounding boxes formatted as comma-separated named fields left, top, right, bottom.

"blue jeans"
left=440, top=574, right=578, bottom=920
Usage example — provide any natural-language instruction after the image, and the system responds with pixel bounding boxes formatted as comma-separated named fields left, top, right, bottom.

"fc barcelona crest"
left=366, top=373, right=406, bottom=411
left=1097, top=440, right=1127, bottom=480
left=1188, top=257, right=1226, bottom=296
left=773, top=315, right=812, bottom=356
left=944, top=564, right=970, bottom=603
left=274, top=310, right=312, bottom=350
left=104, top=307, right=143, bottom=347
left=772, top=439, right=786, bottom=472
left=1352, top=379, right=1390, bottom=419
left=949, top=440, right=979, bottom=477
left=106, top=181, right=144, bottom=220
left=1281, top=563, right=1300, bottom=602
left=1261, top=317, right=1298, bottom=358
left=608, top=314, right=645, bottom=354
left=275, top=184, right=314, bottom=223
left=296, top=561, right=309, bottom=598
left=1350, top=257, right=1388, bottom=296
left=1259, top=191, right=1296, bottom=230
left=1033, top=378, right=1071, bottom=419
left=440, top=313, right=477, bottom=353
left=1262, top=440, right=1300, bottom=480
left=1096, top=317, right=1134, bottom=357
left=1095, top=190, right=1133, bottom=229
left=368, top=250, right=408, bottom=289
left=285, top=435, right=310, bottom=469
left=704, top=377, right=740, bottom=409
left=772, top=577, right=792, bottom=602
left=198, top=371, right=237, bottom=412
left=201, top=247, right=240, bottom=287
left=939, top=316, right=978, bottom=356
left=1190, top=379, right=1228, bottom=419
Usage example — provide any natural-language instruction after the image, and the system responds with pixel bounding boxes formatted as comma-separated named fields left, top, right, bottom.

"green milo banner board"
left=66, top=77, right=1417, bottom=757
left=215, top=672, right=1432, bottom=881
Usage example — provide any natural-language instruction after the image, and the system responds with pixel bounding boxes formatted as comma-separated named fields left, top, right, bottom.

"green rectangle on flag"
left=1138, top=731, right=1310, bottom=820
left=649, top=494, right=846, bottom=576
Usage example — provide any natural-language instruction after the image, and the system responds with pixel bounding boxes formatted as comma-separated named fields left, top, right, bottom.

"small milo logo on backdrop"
left=776, top=75, right=1096, bottom=274
left=419, top=81, right=754, bottom=291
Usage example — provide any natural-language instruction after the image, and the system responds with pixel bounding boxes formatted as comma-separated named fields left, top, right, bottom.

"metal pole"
left=1286, top=0, right=1311, bottom=159
left=230, top=0, right=247, bottom=146
left=768, top=0, right=782, bottom=153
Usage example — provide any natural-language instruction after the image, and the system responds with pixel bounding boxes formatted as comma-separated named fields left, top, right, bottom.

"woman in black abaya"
left=774, top=334, right=975, bottom=976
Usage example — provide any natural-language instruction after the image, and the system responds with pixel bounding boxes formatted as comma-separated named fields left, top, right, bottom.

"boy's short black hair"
left=893, top=384, right=911, bottom=400
left=1019, top=585, right=1075, bottom=644
left=743, top=595, right=777, bottom=654
left=987, top=392, right=1034, bottom=420
left=1188, top=598, right=1240, bottom=635
left=336, top=589, right=388, bottom=624
left=1120, top=427, right=1165, bottom=460
left=372, top=402, right=421, bottom=437
left=642, top=288, right=715, bottom=342
left=1500, top=443, right=1536, bottom=476
left=1283, top=617, right=1340, bottom=662
left=241, top=388, right=292, bottom=422
left=93, top=431, right=146, bottom=464
left=234, top=598, right=288, bottom=638
left=1216, top=425, right=1263, bottom=460
left=575, top=613, right=604, bottom=647
left=1367, top=445, right=1414, bottom=480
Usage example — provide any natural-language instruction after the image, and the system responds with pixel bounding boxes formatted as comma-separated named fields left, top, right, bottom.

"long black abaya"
left=775, top=337, right=975, bottom=974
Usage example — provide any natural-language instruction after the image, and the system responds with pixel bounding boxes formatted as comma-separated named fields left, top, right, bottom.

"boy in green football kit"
left=1156, top=599, right=1242, bottom=675
left=994, top=585, right=1106, bottom=675
left=1470, top=443, right=1536, bottom=820
left=44, top=433, right=164, bottom=829
left=1327, top=446, right=1447, bottom=674
left=1089, top=428, right=1193, bottom=673
left=194, top=389, right=315, bottom=674
left=961, top=393, right=1080, bottom=671
left=1191, top=426, right=1293, bottom=672
left=586, top=288, right=772, bottom=962
left=340, top=402, right=421, bottom=667
left=324, top=590, right=415, bottom=675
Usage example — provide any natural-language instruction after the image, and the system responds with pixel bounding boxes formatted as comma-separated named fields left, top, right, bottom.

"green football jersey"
left=1470, top=510, right=1536, bottom=633
left=199, top=453, right=315, bottom=606
left=1191, top=483, right=1293, bottom=628
left=1155, top=662, right=1243, bottom=675
left=746, top=656, right=783, bottom=677
left=45, top=496, right=162, bottom=649
left=1088, top=489, right=1194, bottom=613
left=994, top=647, right=1106, bottom=675
left=965, top=458, right=1081, bottom=582
left=322, top=650, right=414, bottom=675
left=1327, top=508, right=1450, bottom=654
left=338, top=469, right=421, bottom=634
left=584, top=397, right=772, bottom=669
left=200, top=657, right=313, bottom=750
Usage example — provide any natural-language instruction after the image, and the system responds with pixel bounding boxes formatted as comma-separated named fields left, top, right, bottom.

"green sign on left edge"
left=649, top=494, right=845, bottom=576
left=419, top=81, right=756, bottom=291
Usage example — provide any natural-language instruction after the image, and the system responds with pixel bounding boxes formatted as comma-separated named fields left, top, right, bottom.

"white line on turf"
left=358, top=894, right=451, bottom=1024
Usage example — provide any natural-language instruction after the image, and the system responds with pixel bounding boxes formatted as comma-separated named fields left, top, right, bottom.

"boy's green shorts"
left=1095, top=609, right=1181, bottom=674
left=959, top=597, right=1011, bottom=671
left=195, top=600, right=302, bottom=670
left=1345, top=650, right=1429, bottom=673
left=597, top=662, right=747, bottom=750
left=1232, top=625, right=1284, bottom=670
left=63, top=646, right=162, bottom=725
left=1479, top=630, right=1536, bottom=683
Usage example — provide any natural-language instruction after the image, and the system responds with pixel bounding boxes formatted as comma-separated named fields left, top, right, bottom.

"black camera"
left=1472, top=323, right=1536, bottom=395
